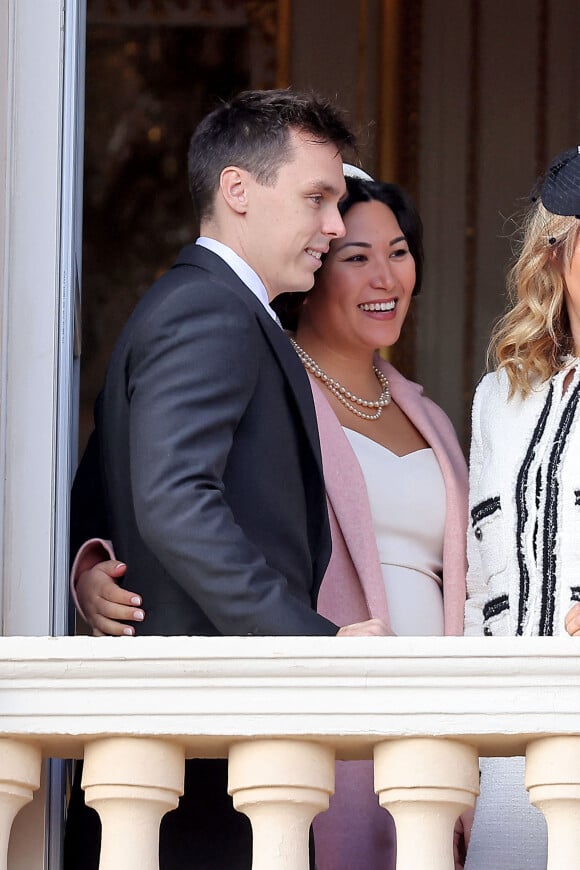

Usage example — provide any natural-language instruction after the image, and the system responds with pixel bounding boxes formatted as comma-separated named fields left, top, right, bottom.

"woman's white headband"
left=342, top=163, right=374, bottom=181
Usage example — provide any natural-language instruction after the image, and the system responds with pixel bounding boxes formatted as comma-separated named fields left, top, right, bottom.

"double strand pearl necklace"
left=290, top=338, right=391, bottom=421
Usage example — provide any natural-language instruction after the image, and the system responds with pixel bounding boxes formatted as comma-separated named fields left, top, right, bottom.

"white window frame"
left=0, top=1, right=86, bottom=864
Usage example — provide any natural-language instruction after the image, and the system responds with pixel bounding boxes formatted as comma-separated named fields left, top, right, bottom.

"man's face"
left=241, top=129, right=347, bottom=299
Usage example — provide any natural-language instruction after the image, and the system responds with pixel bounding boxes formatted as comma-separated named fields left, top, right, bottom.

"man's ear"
left=219, top=166, right=249, bottom=214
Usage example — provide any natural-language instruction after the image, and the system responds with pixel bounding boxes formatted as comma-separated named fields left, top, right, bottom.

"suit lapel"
left=258, top=316, right=324, bottom=462
left=173, top=244, right=324, bottom=473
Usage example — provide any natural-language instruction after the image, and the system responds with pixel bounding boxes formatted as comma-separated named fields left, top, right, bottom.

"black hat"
left=540, top=146, right=580, bottom=217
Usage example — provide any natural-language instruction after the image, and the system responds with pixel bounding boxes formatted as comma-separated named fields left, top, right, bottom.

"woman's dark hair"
left=273, top=176, right=424, bottom=330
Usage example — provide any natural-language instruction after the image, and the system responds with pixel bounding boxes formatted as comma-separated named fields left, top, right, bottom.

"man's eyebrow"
left=307, top=179, right=346, bottom=196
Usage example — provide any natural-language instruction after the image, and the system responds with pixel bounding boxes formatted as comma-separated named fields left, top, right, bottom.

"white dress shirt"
left=196, top=236, right=280, bottom=325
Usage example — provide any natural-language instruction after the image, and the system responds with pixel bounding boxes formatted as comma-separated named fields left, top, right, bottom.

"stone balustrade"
left=1, top=635, right=580, bottom=869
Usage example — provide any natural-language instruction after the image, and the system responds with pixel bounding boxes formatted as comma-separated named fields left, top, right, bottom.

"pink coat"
left=311, top=357, right=468, bottom=870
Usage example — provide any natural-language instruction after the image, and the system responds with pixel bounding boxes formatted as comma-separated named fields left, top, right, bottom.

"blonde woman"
left=466, top=146, right=580, bottom=638
left=465, top=146, right=580, bottom=869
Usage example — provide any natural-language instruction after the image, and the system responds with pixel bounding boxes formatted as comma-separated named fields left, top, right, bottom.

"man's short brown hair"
left=187, top=88, right=356, bottom=223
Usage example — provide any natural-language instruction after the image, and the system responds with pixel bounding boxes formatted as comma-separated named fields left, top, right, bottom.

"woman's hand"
left=76, top=560, right=145, bottom=637
left=565, top=603, right=580, bottom=636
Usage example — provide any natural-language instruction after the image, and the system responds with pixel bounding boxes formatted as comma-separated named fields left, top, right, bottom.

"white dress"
left=343, top=428, right=446, bottom=635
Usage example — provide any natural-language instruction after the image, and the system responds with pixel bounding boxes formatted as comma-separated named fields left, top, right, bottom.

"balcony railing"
left=2, top=635, right=580, bottom=869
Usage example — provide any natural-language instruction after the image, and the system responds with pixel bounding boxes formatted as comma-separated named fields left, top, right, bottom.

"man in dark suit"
left=64, top=89, right=389, bottom=869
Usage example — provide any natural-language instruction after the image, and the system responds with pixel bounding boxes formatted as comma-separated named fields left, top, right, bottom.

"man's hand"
left=77, top=560, right=145, bottom=637
left=337, top=618, right=392, bottom=637
left=565, top=603, right=580, bottom=636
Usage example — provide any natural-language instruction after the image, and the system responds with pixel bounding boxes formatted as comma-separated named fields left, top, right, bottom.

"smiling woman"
left=278, top=175, right=469, bottom=869
left=463, top=145, right=580, bottom=870
left=288, top=175, right=464, bottom=629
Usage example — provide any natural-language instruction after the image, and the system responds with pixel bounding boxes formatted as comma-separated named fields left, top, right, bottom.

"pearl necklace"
left=290, top=338, right=391, bottom=421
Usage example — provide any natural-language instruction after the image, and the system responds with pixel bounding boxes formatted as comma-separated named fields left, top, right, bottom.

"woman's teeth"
left=358, top=301, right=395, bottom=312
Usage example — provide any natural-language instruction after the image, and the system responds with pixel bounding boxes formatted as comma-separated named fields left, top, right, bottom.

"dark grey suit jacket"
left=65, top=243, right=330, bottom=869
left=94, top=243, right=337, bottom=637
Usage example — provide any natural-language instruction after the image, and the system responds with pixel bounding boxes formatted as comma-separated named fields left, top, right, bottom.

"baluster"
left=0, top=738, right=41, bottom=870
left=82, top=736, right=184, bottom=870
left=526, top=735, right=580, bottom=869
left=374, top=737, right=479, bottom=870
left=228, top=738, right=335, bottom=870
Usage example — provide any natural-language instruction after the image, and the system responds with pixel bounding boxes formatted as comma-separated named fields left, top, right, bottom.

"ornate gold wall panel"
left=79, top=0, right=291, bottom=448
left=461, top=0, right=480, bottom=445
left=378, top=0, right=422, bottom=378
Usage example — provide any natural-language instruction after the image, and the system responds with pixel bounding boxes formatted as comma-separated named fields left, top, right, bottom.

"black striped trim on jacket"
left=482, top=594, right=510, bottom=635
left=539, top=380, right=580, bottom=635
left=471, top=496, right=501, bottom=527
left=514, top=384, right=554, bottom=635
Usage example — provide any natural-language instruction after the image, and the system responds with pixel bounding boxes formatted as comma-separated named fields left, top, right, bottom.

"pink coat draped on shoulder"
left=311, top=356, right=468, bottom=870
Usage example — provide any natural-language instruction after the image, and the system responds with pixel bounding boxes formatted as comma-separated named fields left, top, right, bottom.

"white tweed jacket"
left=465, top=364, right=580, bottom=637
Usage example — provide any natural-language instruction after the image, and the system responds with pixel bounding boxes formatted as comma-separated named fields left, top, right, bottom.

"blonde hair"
left=488, top=200, right=579, bottom=397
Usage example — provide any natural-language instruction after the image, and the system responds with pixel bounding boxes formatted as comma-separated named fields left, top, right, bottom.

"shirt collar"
left=196, top=237, right=280, bottom=325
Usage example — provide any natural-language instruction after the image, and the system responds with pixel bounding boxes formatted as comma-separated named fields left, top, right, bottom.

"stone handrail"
left=2, top=635, right=580, bottom=869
